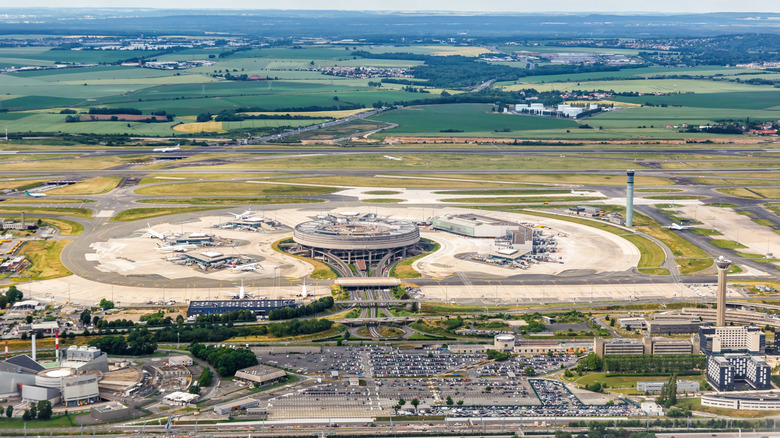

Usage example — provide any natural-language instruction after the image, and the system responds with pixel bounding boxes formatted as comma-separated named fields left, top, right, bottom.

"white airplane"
left=230, top=263, right=261, bottom=272
left=153, top=144, right=180, bottom=153
left=570, top=190, right=590, bottom=196
left=228, top=206, right=253, bottom=220
left=25, top=190, right=46, bottom=198
left=155, top=242, right=197, bottom=252
left=146, top=223, right=167, bottom=239
left=384, top=155, right=402, bottom=161
left=287, top=279, right=313, bottom=298
left=228, top=279, right=255, bottom=299
left=667, top=223, right=693, bottom=231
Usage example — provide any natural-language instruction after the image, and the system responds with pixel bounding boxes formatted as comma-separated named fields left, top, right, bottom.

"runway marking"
left=96, top=210, right=114, bottom=217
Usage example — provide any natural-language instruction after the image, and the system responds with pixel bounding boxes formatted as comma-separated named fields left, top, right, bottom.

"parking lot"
left=368, top=347, right=484, bottom=377
left=479, top=353, right=578, bottom=377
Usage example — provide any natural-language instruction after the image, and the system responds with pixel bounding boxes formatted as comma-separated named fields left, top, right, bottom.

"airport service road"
left=678, top=204, right=778, bottom=257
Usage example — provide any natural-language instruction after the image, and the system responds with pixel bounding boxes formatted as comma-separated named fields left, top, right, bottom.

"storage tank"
left=494, top=334, right=516, bottom=351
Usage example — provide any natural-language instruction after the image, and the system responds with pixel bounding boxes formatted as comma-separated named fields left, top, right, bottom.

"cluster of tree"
left=554, top=428, right=656, bottom=438
left=155, top=324, right=238, bottom=343
left=603, top=354, right=705, bottom=373
left=88, top=107, right=143, bottom=115
left=0, top=285, right=23, bottom=309
left=94, top=318, right=135, bottom=330
left=485, top=349, right=513, bottom=361
left=20, top=401, right=52, bottom=422
left=98, top=298, right=114, bottom=310
left=566, top=416, right=776, bottom=430
left=140, top=310, right=177, bottom=327
left=268, top=296, right=334, bottom=320
left=655, top=373, right=678, bottom=408
left=389, top=285, right=408, bottom=300
left=195, top=309, right=255, bottom=324
left=684, top=124, right=743, bottom=135
left=218, top=47, right=251, bottom=58
left=401, top=86, right=430, bottom=93
left=199, top=367, right=213, bottom=387
left=189, top=343, right=257, bottom=376
left=585, top=381, right=606, bottom=393
left=409, top=55, right=524, bottom=88
left=442, top=316, right=464, bottom=330
left=213, top=110, right=322, bottom=122
left=576, top=352, right=603, bottom=373
left=267, top=318, right=333, bottom=338
left=381, top=78, right=417, bottom=85
left=88, top=329, right=156, bottom=356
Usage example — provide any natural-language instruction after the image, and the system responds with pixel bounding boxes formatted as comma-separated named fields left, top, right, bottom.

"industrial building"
left=646, top=319, right=705, bottom=335
left=234, top=364, right=287, bottom=386
left=167, top=355, right=193, bottom=366
left=186, top=298, right=296, bottom=317
left=61, top=346, right=109, bottom=372
left=0, top=355, right=44, bottom=397
left=681, top=307, right=780, bottom=329
left=162, top=391, right=199, bottom=407
left=432, top=214, right=529, bottom=239
left=22, top=368, right=100, bottom=406
left=213, top=397, right=260, bottom=415
left=637, top=380, right=699, bottom=394
left=91, top=402, right=133, bottom=422
left=593, top=336, right=695, bottom=358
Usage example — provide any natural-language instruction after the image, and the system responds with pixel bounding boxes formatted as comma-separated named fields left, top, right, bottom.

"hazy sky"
left=13, top=0, right=780, bottom=13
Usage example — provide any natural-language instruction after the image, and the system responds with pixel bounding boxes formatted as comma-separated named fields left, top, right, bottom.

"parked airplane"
left=153, top=144, right=180, bottom=153
left=667, top=223, right=693, bottom=231
left=155, top=242, right=196, bottom=252
left=230, top=263, right=261, bottom=272
left=285, top=279, right=313, bottom=298
left=25, top=191, right=46, bottom=198
left=228, top=206, right=253, bottom=220
left=146, top=223, right=167, bottom=239
left=228, top=279, right=255, bottom=299
left=383, top=155, right=402, bottom=161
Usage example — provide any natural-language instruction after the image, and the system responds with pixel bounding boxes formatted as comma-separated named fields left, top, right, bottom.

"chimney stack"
left=31, top=333, right=36, bottom=362
left=626, top=170, right=635, bottom=227
left=55, top=331, right=60, bottom=363
left=715, top=256, right=732, bottom=327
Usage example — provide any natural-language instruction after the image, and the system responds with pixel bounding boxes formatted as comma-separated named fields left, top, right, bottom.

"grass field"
left=271, top=238, right=337, bottom=280
left=47, top=176, right=121, bottom=195
left=710, top=239, right=748, bottom=249
left=362, top=198, right=404, bottom=203
left=621, top=234, right=665, bottom=269
left=17, top=240, right=72, bottom=280
left=638, top=226, right=708, bottom=258
left=135, top=182, right=338, bottom=197
left=0, top=207, right=92, bottom=218
left=111, top=207, right=221, bottom=222
left=198, top=153, right=638, bottom=172
left=397, top=173, right=672, bottom=186
left=363, top=190, right=403, bottom=195
left=441, top=196, right=605, bottom=204
left=677, top=258, right=715, bottom=275
left=136, top=197, right=324, bottom=205
left=391, top=240, right=441, bottom=279
left=434, top=189, right=574, bottom=195
left=372, top=104, right=578, bottom=137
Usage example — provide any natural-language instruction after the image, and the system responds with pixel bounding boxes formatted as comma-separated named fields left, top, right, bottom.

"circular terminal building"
left=290, top=213, right=422, bottom=276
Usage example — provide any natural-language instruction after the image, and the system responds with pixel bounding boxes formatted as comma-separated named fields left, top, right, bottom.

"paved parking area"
left=479, top=354, right=578, bottom=377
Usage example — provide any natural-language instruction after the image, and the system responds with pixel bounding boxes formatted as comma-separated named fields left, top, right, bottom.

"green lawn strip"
left=362, top=190, right=402, bottom=195
left=751, top=218, right=775, bottom=227
left=638, top=226, right=708, bottom=258
left=676, top=258, right=715, bottom=275
left=271, top=238, right=337, bottom=280
left=715, top=188, right=764, bottom=199
left=642, top=195, right=707, bottom=200
left=690, top=228, right=722, bottom=236
left=709, top=239, right=748, bottom=249
left=704, top=202, right=738, bottom=208
left=0, top=415, right=74, bottom=429
left=0, top=207, right=92, bottom=219
left=136, top=197, right=324, bottom=205
left=390, top=238, right=440, bottom=279
left=433, top=189, right=576, bottom=195
left=362, top=198, right=404, bottom=203
left=440, top=196, right=605, bottom=204
left=635, top=189, right=683, bottom=193
left=111, top=207, right=221, bottom=222
left=621, top=234, right=665, bottom=269
left=638, top=268, right=670, bottom=275
left=135, top=182, right=338, bottom=197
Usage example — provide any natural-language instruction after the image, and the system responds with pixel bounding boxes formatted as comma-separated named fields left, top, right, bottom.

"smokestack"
left=55, top=332, right=60, bottom=363
left=31, top=333, right=36, bottom=362
left=626, top=170, right=635, bottom=227
left=4, top=340, right=7, bottom=360
left=715, top=256, right=732, bottom=327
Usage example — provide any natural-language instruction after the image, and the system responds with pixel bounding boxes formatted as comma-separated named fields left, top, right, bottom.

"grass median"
left=111, top=207, right=221, bottom=222
left=390, top=238, right=440, bottom=279
left=271, top=238, right=338, bottom=280
left=17, top=240, right=72, bottom=280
